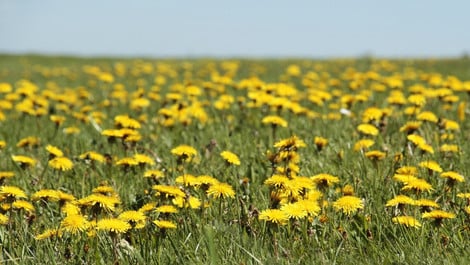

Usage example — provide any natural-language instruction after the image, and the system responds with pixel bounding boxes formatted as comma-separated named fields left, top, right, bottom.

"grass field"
left=1, top=54, right=470, bottom=264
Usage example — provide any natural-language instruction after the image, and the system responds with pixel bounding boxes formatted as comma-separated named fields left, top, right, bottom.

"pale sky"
left=1, top=0, right=469, bottom=58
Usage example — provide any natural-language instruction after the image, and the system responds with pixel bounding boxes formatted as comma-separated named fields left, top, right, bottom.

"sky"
left=0, top=0, right=469, bottom=58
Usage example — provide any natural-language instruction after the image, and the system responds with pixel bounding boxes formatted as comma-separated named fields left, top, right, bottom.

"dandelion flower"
left=0, top=213, right=8, bottom=225
left=401, top=178, right=433, bottom=193
left=333, top=196, right=364, bottom=215
left=385, top=195, right=416, bottom=207
left=0, top=186, right=27, bottom=200
left=45, top=145, right=64, bottom=158
left=440, top=171, right=464, bottom=183
left=12, top=155, right=36, bottom=168
left=392, top=216, right=421, bottom=228
left=262, top=115, right=288, bottom=127
left=419, top=160, right=442, bottom=173
left=353, top=139, right=375, bottom=151
left=61, top=214, right=90, bottom=234
left=207, top=182, right=235, bottom=199
left=32, top=189, right=60, bottom=202
left=274, top=135, right=306, bottom=150
left=118, top=210, right=146, bottom=229
left=281, top=202, right=308, bottom=219
left=417, top=111, right=438, bottom=123
left=399, top=121, right=422, bottom=134
left=153, top=220, right=177, bottom=229
left=220, top=151, right=240, bottom=166
left=171, top=145, right=197, bottom=161
left=48, top=157, right=73, bottom=171
left=79, top=151, right=106, bottom=163
left=422, top=210, right=455, bottom=221
left=414, top=199, right=439, bottom=209
left=357, top=124, right=379, bottom=136
left=78, top=194, right=120, bottom=212
left=97, top=218, right=131, bottom=233
left=134, top=153, right=155, bottom=166
left=365, top=150, right=386, bottom=161
left=314, top=136, right=328, bottom=151
left=138, top=202, right=157, bottom=213
left=12, top=200, right=35, bottom=213
left=35, top=229, right=62, bottom=240
left=311, top=173, right=339, bottom=187
left=155, top=205, right=178, bottom=214
left=258, top=209, right=289, bottom=225
left=440, top=144, right=459, bottom=153
left=144, top=169, right=165, bottom=180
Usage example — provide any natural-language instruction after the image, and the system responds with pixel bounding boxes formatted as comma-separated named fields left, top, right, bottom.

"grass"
left=0, top=54, right=470, bottom=264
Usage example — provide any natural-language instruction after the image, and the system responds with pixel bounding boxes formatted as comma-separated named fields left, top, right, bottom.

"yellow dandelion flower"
left=61, top=214, right=89, bottom=234
left=16, top=136, right=40, bottom=148
left=97, top=218, right=131, bottom=233
left=385, top=195, right=416, bottom=207
left=61, top=202, right=81, bottom=216
left=259, top=209, right=289, bottom=225
left=401, top=178, right=433, bottom=193
left=79, top=151, right=106, bottom=163
left=48, top=157, right=73, bottom=171
left=261, top=115, right=288, bottom=128
left=115, top=157, right=138, bottom=167
left=440, top=171, right=464, bottom=183
left=440, top=144, right=459, bottom=153
left=35, top=229, right=62, bottom=240
left=207, top=182, right=235, bottom=199
left=50, top=115, right=66, bottom=126
left=274, top=135, right=306, bottom=150
left=419, top=160, right=442, bottom=173
left=442, top=119, right=460, bottom=131
left=407, top=134, right=426, bottom=146
left=0, top=186, right=27, bottom=200
left=175, top=174, right=199, bottom=187
left=153, top=185, right=186, bottom=198
left=296, top=199, right=321, bottom=216
left=399, top=121, right=422, bottom=134
left=155, top=205, right=178, bottom=214
left=153, top=219, right=177, bottom=229
left=63, top=126, right=80, bottom=135
left=78, top=194, right=120, bottom=212
left=172, top=196, right=201, bottom=209
left=417, top=111, right=438, bottom=123
left=92, top=185, right=117, bottom=196
left=311, top=173, right=340, bottom=187
left=357, top=124, right=379, bottom=136
left=45, top=145, right=64, bottom=158
left=314, top=136, right=328, bottom=151
left=138, top=202, right=157, bottom=213
left=171, top=145, right=197, bottom=159
left=422, top=210, right=455, bottom=220
left=353, top=139, right=375, bottom=151
left=144, top=169, right=165, bottom=180
left=457, top=193, right=470, bottom=199
left=0, top=213, right=8, bottom=225
left=57, top=191, right=77, bottom=203
left=32, top=189, right=60, bottom=202
left=114, top=115, right=141, bottom=129
left=333, top=196, right=364, bottom=215
left=118, top=210, right=146, bottom=229
left=134, top=153, right=155, bottom=166
left=396, top=166, right=418, bottom=176
left=220, top=151, right=241, bottom=166
left=281, top=202, right=308, bottom=219
left=365, top=150, right=386, bottom=161
left=12, top=155, right=36, bottom=168
left=12, top=200, right=34, bottom=213
left=0, top=171, right=15, bottom=183
left=392, top=216, right=421, bottom=228
left=414, top=199, right=439, bottom=209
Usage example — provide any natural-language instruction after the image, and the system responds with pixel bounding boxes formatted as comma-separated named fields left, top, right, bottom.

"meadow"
left=0, top=54, right=470, bottom=264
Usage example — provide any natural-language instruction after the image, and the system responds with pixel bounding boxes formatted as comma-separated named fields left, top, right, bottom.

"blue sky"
left=1, top=0, right=468, bottom=58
